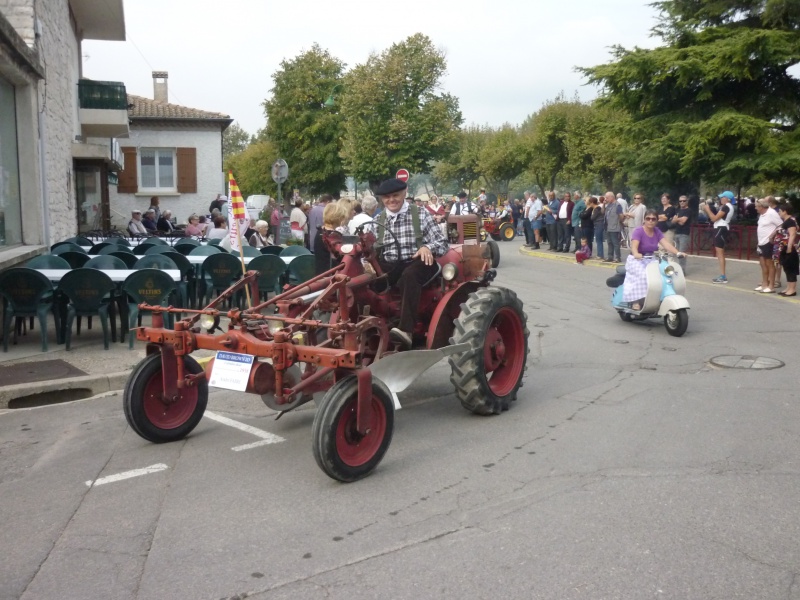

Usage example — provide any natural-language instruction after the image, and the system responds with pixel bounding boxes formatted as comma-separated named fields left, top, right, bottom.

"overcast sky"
left=84, top=0, right=662, bottom=135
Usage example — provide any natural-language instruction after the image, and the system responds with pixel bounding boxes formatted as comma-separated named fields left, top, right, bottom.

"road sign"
left=272, top=159, right=289, bottom=184
left=396, top=169, right=410, bottom=183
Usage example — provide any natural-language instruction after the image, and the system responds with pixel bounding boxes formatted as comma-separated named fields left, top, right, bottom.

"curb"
left=518, top=246, right=618, bottom=268
left=0, top=371, right=131, bottom=409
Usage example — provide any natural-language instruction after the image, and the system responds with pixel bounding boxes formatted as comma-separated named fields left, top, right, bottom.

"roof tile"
left=127, top=94, right=231, bottom=121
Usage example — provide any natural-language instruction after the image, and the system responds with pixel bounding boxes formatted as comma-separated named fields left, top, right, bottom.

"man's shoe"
left=602, top=258, right=613, bottom=263
left=712, top=276, right=728, bottom=284
left=390, top=328, right=413, bottom=349
left=533, top=244, right=541, bottom=249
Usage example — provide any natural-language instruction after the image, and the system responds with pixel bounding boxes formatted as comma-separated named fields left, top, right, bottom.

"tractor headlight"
left=442, top=262, right=458, bottom=281
left=268, top=317, right=285, bottom=334
left=664, top=265, right=675, bottom=277
left=199, top=313, right=218, bottom=331
left=339, top=243, right=354, bottom=255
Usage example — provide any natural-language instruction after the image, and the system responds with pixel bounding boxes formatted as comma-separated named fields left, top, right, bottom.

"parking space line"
left=85, top=463, right=168, bottom=487
left=204, top=411, right=286, bottom=450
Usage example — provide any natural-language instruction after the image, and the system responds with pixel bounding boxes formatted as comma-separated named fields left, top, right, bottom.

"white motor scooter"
left=607, top=251, right=690, bottom=337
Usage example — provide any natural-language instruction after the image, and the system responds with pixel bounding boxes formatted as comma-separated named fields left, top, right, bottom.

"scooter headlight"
left=339, top=243, right=354, bottom=255
left=442, top=262, right=458, bottom=281
left=664, top=265, right=675, bottom=277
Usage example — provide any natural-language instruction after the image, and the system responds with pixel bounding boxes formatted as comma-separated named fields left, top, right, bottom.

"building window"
left=139, top=148, right=175, bottom=190
left=0, top=76, right=22, bottom=247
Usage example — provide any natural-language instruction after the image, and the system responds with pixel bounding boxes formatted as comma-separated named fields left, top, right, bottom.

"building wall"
left=38, top=0, right=80, bottom=242
left=109, top=124, right=225, bottom=228
left=0, top=0, right=35, bottom=45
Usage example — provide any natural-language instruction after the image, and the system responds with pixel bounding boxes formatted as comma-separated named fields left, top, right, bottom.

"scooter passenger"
left=624, top=208, right=684, bottom=310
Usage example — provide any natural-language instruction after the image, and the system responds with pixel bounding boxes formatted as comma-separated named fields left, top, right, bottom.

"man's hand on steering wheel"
left=413, top=245, right=434, bottom=265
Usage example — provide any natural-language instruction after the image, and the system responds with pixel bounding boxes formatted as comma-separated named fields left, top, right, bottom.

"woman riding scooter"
left=624, top=208, right=685, bottom=310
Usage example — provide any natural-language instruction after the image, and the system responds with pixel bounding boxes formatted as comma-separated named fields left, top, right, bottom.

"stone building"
left=111, top=71, right=232, bottom=228
left=0, top=0, right=128, bottom=269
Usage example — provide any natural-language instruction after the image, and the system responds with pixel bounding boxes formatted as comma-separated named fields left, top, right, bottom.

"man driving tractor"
left=374, top=177, right=449, bottom=349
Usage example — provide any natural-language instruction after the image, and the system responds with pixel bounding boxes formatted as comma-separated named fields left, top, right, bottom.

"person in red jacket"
left=556, top=192, right=575, bottom=252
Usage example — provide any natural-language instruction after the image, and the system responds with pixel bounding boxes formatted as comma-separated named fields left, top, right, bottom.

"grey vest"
left=605, top=203, right=622, bottom=232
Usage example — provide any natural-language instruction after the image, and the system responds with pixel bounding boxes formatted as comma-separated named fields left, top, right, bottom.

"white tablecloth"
left=35, top=269, right=181, bottom=283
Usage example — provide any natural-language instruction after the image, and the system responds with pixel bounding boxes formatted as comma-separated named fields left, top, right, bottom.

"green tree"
left=479, top=126, right=529, bottom=199
left=340, top=33, right=463, bottom=190
left=521, top=95, right=584, bottom=196
left=225, top=140, right=279, bottom=200
left=222, top=122, right=251, bottom=163
left=433, top=125, right=489, bottom=196
left=263, top=44, right=346, bottom=195
left=580, top=0, right=800, bottom=193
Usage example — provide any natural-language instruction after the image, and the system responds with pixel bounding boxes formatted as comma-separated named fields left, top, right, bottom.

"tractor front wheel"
left=312, top=376, right=394, bottom=482
left=500, top=223, right=516, bottom=241
left=449, top=287, right=528, bottom=415
left=123, top=353, right=208, bottom=443
left=486, top=240, right=500, bottom=268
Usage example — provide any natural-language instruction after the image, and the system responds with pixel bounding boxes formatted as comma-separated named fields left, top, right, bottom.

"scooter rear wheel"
left=664, top=308, right=689, bottom=337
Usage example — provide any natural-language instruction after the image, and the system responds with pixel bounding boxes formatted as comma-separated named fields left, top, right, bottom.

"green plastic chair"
left=189, top=245, right=222, bottom=256
left=57, top=269, right=117, bottom=350
left=89, top=242, right=116, bottom=255
left=197, top=252, right=243, bottom=306
left=58, top=251, right=91, bottom=269
left=84, top=255, right=128, bottom=270
left=51, top=242, right=86, bottom=255
left=103, top=237, right=132, bottom=247
left=286, top=254, right=316, bottom=286
left=26, top=255, right=70, bottom=269
left=248, top=254, right=287, bottom=300
left=65, top=236, right=93, bottom=246
left=208, top=238, right=223, bottom=246
left=109, top=251, right=139, bottom=268
left=134, top=254, right=178, bottom=270
left=121, top=269, right=177, bottom=348
left=231, top=245, right=261, bottom=257
left=280, top=245, right=312, bottom=257
left=174, top=239, right=201, bottom=255
left=133, top=242, right=157, bottom=256
left=98, top=244, right=132, bottom=255
left=143, top=236, right=168, bottom=246
left=0, top=268, right=60, bottom=351
left=161, top=251, right=194, bottom=309
left=145, top=245, right=177, bottom=256
left=260, top=245, right=283, bottom=256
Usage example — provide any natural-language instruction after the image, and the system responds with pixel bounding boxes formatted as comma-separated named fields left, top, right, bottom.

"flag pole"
left=228, top=172, right=252, bottom=308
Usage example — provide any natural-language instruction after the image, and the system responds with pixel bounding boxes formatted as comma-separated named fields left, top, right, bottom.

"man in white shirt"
left=450, top=192, right=477, bottom=215
left=527, top=192, right=543, bottom=248
left=705, top=191, right=736, bottom=284
left=348, top=196, right=378, bottom=234
left=128, top=210, right=148, bottom=236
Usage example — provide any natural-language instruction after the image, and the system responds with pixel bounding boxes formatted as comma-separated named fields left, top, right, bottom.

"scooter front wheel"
left=664, top=309, right=689, bottom=337
left=618, top=310, right=633, bottom=322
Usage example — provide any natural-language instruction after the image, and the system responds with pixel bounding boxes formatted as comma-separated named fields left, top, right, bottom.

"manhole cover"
left=710, top=355, right=784, bottom=370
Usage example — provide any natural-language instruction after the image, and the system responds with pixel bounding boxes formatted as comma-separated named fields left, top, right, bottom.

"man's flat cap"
left=375, top=178, right=408, bottom=196
left=457, top=192, right=467, bottom=199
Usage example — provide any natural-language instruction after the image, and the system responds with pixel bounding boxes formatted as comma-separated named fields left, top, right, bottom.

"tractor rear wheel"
left=312, top=376, right=394, bottom=482
left=500, top=223, right=516, bottom=241
left=449, top=287, right=528, bottom=415
left=123, top=353, right=208, bottom=443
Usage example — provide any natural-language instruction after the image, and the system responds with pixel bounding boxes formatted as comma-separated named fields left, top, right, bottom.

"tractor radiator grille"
left=462, top=222, right=477, bottom=238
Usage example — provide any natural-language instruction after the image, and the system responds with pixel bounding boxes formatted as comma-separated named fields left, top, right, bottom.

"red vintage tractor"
left=482, top=216, right=516, bottom=243
left=124, top=223, right=529, bottom=482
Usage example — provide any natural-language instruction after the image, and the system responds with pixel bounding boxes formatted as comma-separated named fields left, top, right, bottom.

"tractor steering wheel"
left=360, top=219, right=403, bottom=277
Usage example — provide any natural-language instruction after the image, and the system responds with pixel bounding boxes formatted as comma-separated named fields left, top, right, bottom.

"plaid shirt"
left=381, top=206, right=449, bottom=262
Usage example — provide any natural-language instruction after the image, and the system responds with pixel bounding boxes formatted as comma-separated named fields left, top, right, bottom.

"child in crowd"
left=575, top=236, right=592, bottom=264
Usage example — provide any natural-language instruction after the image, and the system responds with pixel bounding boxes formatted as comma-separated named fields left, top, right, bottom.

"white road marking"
left=85, top=463, right=168, bottom=487
left=204, top=410, right=286, bottom=450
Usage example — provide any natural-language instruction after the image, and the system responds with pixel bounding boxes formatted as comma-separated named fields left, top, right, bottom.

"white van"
left=246, top=195, right=270, bottom=221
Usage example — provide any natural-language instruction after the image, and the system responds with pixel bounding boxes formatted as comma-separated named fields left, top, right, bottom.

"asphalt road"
left=2, top=239, right=799, bottom=600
